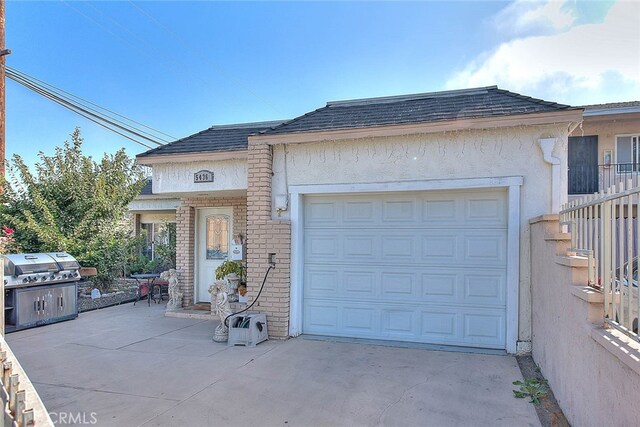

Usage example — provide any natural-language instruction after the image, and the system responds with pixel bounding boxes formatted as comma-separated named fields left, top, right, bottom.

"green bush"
left=0, top=128, right=146, bottom=290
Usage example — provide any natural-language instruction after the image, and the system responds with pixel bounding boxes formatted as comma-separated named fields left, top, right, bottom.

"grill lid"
left=3, top=252, right=81, bottom=277
left=46, top=252, right=81, bottom=271
left=4, top=253, right=61, bottom=276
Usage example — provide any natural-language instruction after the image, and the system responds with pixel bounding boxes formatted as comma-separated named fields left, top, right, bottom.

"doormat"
left=184, top=303, right=211, bottom=311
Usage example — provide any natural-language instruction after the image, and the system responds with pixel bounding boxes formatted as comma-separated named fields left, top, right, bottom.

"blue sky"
left=5, top=0, right=639, bottom=167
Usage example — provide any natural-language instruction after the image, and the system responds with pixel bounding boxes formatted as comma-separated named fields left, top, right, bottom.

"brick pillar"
left=247, top=142, right=292, bottom=339
left=176, top=203, right=195, bottom=307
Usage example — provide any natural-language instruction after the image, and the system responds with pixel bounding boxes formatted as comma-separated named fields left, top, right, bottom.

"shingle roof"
left=263, top=86, right=577, bottom=135
left=581, top=101, right=640, bottom=111
left=137, top=120, right=285, bottom=158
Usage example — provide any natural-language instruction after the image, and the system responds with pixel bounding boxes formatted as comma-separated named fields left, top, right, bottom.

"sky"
left=5, top=0, right=640, bottom=168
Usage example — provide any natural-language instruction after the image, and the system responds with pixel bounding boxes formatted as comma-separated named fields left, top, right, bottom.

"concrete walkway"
left=6, top=303, right=540, bottom=427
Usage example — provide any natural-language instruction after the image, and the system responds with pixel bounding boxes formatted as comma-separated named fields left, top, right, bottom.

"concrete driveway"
left=6, top=303, right=540, bottom=426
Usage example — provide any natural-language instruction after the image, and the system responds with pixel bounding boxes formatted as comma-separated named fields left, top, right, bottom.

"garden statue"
left=161, top=269, right=182, bottom=310
left=209, top=280, right=232, bottom=342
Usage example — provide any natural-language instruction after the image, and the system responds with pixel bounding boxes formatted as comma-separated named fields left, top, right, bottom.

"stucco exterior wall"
left=271, top=124, right=570, bottom=344
left=570, top=113, right=640, bottom=164
left=153, top=160, right=247, bottom=194
left=530, top=216, right=640, bottom=427
left=175, top=196, right=247, bottom=307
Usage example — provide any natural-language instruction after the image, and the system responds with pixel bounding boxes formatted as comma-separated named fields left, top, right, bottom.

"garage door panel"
left=303, top=189, right=508, bottom=349
left=344, top=235, right=377, bottom=257
left=304, top=268, right=339, bottom=294
left=307, top=234, right=340, bottom=257
left=465, top=196, right=506, bottom=225
left=382, top=199, right=418, bottom=222
left=305, top=200, right=339, bottom=224
left=344, top=201, right=376, bottom=222
left=464, top=274, right=505, bottom=304
left=421, top=273, right=458, bottom=299
left=343, top=306, right=377, bottom=333
left=343, top=271, right=376, bottom=296
left=304, top=303, right=339, bottom=331
left=463, top=311, right=505, bottom=347
left=464, top=234, right=507, bottom=265
left=381, top=236, right=415, bottom=257
left=382, top=310, right=415, bottom=336
left=381, top=273, right=415, bottom=297
left=420, top=310, right=457, bottom=338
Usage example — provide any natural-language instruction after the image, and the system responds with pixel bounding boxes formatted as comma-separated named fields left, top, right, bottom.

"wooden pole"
left=0, top=0, right=6, bottom=336
left=0, top=0, right=6, bottom=178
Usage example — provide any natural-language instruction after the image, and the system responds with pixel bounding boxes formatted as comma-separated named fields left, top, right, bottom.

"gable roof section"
left=263, top=86, right=577, bottom=135
left=137, top=120, right=285, bottom=158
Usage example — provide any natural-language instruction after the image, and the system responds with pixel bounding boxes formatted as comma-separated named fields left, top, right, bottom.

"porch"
left=6, top=303, right=540, bottom=426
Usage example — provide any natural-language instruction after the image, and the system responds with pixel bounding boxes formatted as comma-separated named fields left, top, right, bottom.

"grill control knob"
left=62, top=274, right=68, bottom=279
left=41, top=276, right=47, bottom=281
left=22, top=278, right=28, bottom=283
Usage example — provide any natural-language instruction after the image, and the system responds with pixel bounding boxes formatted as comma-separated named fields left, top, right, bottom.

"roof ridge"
left=209, top=120, right=287, bottom=130
left=260, top=106, right=329, bottom=135
left=494, top=88, right=572, bottom=109
left=326, top=86, right=498, bottom=108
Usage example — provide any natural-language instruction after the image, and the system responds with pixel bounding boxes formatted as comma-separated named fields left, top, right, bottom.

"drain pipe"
left=538, top=137, right=561, bottom=213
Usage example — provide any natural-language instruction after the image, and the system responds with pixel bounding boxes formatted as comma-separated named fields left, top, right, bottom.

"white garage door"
left=303, top=189, right=508, bottom=349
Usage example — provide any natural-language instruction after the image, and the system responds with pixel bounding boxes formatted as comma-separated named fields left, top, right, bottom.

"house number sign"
left=194, top=170, right=214, bottom=183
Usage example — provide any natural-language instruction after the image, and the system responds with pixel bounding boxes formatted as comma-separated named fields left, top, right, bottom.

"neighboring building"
left=136, top=86, right=583, bottom=354
left=568, top=101, right=640, bottom=196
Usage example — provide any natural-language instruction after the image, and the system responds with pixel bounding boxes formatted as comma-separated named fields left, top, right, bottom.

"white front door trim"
left=289, top=176, right=523, bottom=353
left=195, top=207, right=233, bottom=303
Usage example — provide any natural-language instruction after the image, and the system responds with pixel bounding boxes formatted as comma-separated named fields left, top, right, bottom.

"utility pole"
left=0, top=0, right=9, bottom=178
left=0, top=0, right=9, bottom=337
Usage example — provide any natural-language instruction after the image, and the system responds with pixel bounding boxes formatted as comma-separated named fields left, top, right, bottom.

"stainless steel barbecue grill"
left=3, top=252, right=81, bottom=332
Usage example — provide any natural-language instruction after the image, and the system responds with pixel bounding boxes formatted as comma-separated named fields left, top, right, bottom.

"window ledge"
left=591, top=327, right=640, bottom=376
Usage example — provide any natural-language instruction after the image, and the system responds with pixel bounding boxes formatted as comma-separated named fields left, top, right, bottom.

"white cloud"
left=492, top=0, right=576, bottom=36
left=447, top=0, right=640, bottom=104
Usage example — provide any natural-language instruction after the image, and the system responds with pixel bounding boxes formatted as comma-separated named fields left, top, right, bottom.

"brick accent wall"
left=247, top=142, right=292, bottom=339
left=175, top=197, right=247, bottom=306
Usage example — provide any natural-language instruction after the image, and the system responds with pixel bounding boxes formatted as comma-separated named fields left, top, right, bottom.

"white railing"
left=561, top=180, right=640, bottom=340
left=0, top=334, right=53, bottom=426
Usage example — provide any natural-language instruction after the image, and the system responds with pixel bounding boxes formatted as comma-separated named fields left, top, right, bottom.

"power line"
left=8, top=66, right=173, bottom=143
left=8, top=69, right=154, bottom=149
left=6, top=66, right=172, bottom=149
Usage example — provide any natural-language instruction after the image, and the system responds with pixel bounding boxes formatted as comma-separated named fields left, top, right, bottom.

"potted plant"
left=215, top=260, right=246, bottom=301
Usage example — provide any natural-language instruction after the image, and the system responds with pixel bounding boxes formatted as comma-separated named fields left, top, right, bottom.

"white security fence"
left=0, top=333, right=53, bottom=426
left=561, top=180, right=640, bottom=340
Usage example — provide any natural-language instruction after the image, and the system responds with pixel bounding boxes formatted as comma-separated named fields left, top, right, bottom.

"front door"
left=196, top=208, right=233, bottom=303
left=568, top=136, right=599, bottom=194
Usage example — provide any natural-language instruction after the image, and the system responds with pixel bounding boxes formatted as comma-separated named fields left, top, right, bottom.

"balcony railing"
left=561, top=179, right=640, bottom=339
left=569, top=163, right=640, bottom=195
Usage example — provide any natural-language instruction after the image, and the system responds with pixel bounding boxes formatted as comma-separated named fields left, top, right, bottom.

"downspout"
left=538, top=137, right=561, bottom=213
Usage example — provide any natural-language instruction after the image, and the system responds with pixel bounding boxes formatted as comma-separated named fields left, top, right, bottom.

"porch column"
left=176, top=202, right=195, bottom=307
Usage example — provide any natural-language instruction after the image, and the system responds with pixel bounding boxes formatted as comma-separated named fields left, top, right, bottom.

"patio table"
left=131, top=273, right=163, bottom=307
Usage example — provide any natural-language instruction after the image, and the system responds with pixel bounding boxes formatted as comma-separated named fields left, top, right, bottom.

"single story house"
left=136, top=86, right=584, bottom=354
left=568, top=101, right=640, bottom=196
